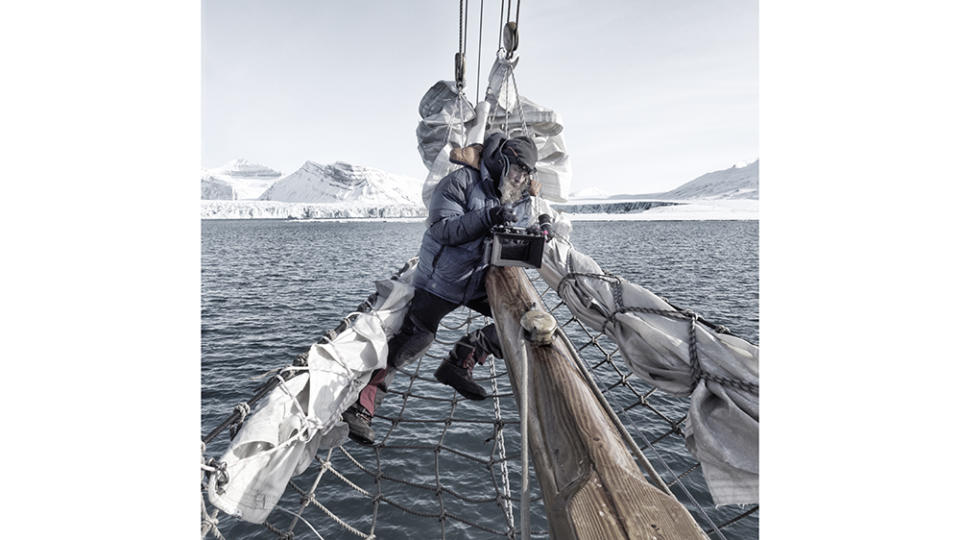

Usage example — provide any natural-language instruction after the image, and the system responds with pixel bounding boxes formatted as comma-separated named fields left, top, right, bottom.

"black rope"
left=458, top=0, right=465, bottom=56
left=497, top=0, right=505, bottom=51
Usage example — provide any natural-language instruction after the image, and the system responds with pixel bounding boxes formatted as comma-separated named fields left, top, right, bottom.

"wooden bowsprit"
left=486, top=265, right=706, bottom=540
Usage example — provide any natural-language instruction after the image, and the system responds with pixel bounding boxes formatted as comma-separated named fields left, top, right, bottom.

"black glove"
left=488, top=205, right=518, bottom=225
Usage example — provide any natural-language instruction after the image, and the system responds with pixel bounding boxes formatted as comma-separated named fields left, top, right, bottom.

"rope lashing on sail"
left=557, top=270, right=759, bottom=396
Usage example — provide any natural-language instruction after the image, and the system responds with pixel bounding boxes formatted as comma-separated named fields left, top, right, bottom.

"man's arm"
left=427, top=171, right=494, bottom=246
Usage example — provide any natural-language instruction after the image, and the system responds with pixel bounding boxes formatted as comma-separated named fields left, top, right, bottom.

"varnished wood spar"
left=486, top=266, right=705, bottom=540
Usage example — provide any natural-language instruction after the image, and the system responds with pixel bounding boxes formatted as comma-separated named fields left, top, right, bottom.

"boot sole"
left=435, top=369, right=488, bottom=401
left=347, top=430, right=375, bottom=446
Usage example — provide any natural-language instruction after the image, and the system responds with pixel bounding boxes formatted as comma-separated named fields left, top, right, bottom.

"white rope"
left=285, top=449, right=336, bottom=535
left=273, top=375, right=319, bottom=443
left=274, top=506, right=327, bottom=539
left=201, top=491, right=226, bottom=540
left=488, top=355, right=515, bottom=532
left=508, top=66, right=528, bottom=136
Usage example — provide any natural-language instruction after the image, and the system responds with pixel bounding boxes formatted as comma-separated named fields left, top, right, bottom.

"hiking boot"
left=435, top=357, right=488, bottom=401
left=342, top=404, right=375, bottom=446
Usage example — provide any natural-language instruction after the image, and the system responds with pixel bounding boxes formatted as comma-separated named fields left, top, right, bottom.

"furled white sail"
left=417, top=55, right=572, bottom=206
left=207, top=273, right=416, bottom=523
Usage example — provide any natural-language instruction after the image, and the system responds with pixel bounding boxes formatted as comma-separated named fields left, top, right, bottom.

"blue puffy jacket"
left=412, top=161, right=501, bottom=304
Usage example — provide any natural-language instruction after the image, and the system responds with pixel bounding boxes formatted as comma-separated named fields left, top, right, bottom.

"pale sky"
left=202, top=0, right=758, bottom=194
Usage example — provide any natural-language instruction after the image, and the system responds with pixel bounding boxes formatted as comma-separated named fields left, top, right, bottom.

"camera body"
left=484, top=225, right=545, bottom=269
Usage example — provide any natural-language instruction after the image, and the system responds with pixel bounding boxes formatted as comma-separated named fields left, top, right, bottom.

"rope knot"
left=233, top=402, right=251, bottom=422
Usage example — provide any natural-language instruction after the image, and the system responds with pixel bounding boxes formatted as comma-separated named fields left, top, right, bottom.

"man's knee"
left=387, top=315, right=436, bottom=369
left=449, top=324, right=502, bottom=366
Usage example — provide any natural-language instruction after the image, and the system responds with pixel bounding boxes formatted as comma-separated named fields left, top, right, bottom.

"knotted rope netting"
left=201, top=268, right=758, bottom=539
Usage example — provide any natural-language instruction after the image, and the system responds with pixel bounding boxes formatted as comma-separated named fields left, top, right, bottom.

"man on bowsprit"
left=342, top=133, right=540, bottom=446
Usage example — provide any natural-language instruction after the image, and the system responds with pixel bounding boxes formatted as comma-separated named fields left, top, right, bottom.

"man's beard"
left=500, top=179, right=526, bottom=205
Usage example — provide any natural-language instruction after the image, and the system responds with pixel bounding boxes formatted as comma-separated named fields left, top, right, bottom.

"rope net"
left=201, top=268, right=758, bottom=539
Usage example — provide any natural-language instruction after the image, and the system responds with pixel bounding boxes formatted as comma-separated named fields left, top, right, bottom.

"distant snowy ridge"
left=609, top=160, right=759, bottom=201
left=201, top=158, right=283, bottom=200
left=259, top=161, right=423, bottom=206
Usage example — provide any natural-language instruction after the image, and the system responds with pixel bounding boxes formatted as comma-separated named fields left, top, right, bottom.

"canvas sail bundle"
left=537, top=238, right=760, bottom=505
left=207, top=273, right=417, bottom=523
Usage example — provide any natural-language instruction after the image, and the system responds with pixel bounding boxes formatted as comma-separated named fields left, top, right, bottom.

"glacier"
left=554, top=200, right=679, bottom=214
left=199, top=198, right=757, bottom=221
left=200, top=200, right=427, bottom=220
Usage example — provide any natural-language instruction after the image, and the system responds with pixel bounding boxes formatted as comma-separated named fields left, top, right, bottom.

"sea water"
left=202, top=219, right=759, bottom=539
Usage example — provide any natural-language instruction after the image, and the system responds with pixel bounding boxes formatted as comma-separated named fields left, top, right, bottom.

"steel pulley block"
left=503, top=22, right=519, bottom=56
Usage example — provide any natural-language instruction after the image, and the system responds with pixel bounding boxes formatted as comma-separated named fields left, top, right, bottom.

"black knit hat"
left=501, top=136, right=538, bottom=173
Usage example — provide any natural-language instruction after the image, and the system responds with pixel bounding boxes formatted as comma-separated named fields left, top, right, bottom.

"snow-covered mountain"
left=259, top=161, right=423, bottom=206
left=200, top=159, right=283, bottom=200
left=657, top=159, right=758, bottom=200
left=201, top=176, right=236, bottom=200
left=610, top=160, right=759, bottom=201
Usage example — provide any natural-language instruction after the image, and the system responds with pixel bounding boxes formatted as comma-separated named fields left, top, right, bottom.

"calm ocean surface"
left=202, top=219, right=759, bottom=539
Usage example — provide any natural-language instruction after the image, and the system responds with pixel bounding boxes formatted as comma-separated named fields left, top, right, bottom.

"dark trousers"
left=356, top=288, right=503, bottom=415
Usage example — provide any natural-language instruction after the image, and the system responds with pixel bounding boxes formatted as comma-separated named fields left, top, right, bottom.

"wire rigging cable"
left=475, top=0, right=484, bottom=104
left=497, top=0, right=505, bottom=52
